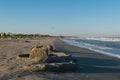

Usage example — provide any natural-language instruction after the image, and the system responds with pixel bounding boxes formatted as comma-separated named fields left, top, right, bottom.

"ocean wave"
left=87, top=37, right=120, bottom=42
left=63, top=39, right=120, bottom=59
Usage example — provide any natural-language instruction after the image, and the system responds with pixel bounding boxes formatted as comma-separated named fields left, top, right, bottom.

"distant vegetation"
left=0, top=32, right=76, bottom=39
left=0, top=32, right=52, bottom=39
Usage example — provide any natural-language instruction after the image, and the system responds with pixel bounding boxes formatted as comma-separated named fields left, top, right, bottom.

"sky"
left=0, top=0, right=120, bottom=37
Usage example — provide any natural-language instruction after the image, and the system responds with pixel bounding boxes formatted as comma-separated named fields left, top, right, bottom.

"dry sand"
left=0, top=38, right=55, bottom=80
left=0, top=38, right=120, bottom=80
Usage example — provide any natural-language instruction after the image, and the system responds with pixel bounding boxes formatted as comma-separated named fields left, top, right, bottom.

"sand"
left=0, top=38, right=120, bottom=80
left=0, top=38, right=55, bottom=80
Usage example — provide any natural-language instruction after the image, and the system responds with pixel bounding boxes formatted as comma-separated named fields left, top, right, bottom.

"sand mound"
left=16, top=45, right=52, bottom=62
left=29, top=45, right=48, bottom=62
left=47, top=52, right=72, bottom=63
left=16, top=44, right=77, bottom=72
left=24, top=61, right=77, bottom=72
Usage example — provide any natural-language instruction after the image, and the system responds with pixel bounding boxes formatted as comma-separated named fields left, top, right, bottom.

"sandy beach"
left=0, top=38, right=120, bottom=80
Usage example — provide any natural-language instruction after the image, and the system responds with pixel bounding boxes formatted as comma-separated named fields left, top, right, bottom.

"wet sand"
left=54, top=38, right=120, bottom=80
left=0, top=38, right=120, bottom=80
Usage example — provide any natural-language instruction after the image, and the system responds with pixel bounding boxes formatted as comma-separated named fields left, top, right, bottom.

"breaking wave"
left=63, top=38, right=120, bottom=59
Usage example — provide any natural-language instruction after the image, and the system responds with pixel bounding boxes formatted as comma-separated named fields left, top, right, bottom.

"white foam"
left=63, top=39, right=120, bottom=59
left=87, top=37, right=120, bottom=42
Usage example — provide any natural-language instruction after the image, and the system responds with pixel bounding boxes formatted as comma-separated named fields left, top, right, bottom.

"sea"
left=63, top=37, right=120, bottom=59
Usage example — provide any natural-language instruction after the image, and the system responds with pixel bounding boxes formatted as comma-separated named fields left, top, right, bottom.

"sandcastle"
left=16, top=45, right=51, bottom=62
left=16, top=44, right=77, bottom=72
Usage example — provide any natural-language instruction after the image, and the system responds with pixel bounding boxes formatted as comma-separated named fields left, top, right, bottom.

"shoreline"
left=62, top=38, right=120, bottom=59
left=53, top=38, right=120, bottom=80
left=0, top=38, right=120, bottom=80
left=55, top=38, right=120, bottom=60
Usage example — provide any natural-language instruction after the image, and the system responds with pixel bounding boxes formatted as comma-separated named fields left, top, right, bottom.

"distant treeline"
left=0, top=32, right=52, bottom=39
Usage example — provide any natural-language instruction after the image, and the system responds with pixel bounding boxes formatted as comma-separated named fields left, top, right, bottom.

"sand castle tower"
left=29, top=45, right=49, bottom=62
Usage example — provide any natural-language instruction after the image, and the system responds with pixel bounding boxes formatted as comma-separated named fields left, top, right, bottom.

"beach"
left=0, top=38, right=120, bottom=80
left=54, top=38, right=120, bottom=80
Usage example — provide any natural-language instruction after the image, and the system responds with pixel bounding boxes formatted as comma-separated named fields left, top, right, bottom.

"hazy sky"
left=0, top=0, right=120, bottom=37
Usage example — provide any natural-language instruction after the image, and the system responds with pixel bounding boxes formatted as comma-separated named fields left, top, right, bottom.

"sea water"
left=63, top=38, right=120, bottom=59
